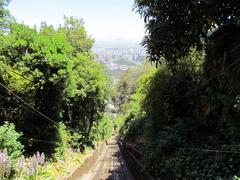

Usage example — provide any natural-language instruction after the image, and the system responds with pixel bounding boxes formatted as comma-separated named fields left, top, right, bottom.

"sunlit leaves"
left=134, top=0, right=240, bottom=67
left=0, top=16, right=110, bottom=151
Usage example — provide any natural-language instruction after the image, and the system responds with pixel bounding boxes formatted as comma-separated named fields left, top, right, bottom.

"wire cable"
left=0, top=93, right=86, bottom=145
left=0, top=94, right=41, bottom=117
left=174, top=42, right=240, bottom=104
left=7, top=67, right=34, bottom=82
left=181, top=148, right=240, bottom=154
left=0, top=85, right=87, bottom=135
left=19, top=137, right=56, bottom=145
left=0, top=82, right=58, bottom=125
left=176, top=57, right=240, bottom=107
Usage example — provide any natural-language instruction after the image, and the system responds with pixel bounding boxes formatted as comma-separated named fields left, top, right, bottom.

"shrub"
left=90, top=115, right=113, bottom=141
left=0, top=122, right=24, bottom=159
left=114, top=115, right=126, bottom=135
left=54, top=122, right=71, bottom=161
left=70, top=132, right=84, bottom=151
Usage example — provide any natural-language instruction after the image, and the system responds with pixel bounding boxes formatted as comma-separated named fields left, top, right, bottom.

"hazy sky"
left=8, top=0, right=145, bottom=43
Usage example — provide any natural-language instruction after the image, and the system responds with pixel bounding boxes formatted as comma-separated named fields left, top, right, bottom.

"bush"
left=54, top=122, right=71, bottom=161
left=114, top=115, right=126, bottom=135
left=90, top=115, right=113, bottom=141
left=70, top=132, right=84, bottom=151
left=0, top=122, right=24, bottom=159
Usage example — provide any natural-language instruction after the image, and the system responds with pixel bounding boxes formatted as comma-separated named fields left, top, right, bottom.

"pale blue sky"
left=8, top=0, right=145, bottom=43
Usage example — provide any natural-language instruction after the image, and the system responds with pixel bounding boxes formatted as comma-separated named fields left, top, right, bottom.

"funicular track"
left=118, top=139, right=154, bottom=180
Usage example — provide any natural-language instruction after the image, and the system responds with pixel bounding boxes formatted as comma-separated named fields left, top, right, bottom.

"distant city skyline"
left=94, top=45, right=146, bottom=78
left=8, top=0, right=146, bottom=43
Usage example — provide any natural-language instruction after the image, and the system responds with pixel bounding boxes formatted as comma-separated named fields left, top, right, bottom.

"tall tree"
left=0, top=0, right=12, bottom=32
left=63, top=16, right=94, bottom=55
left=0, top=19, right=110, bottom=153
left=134, top=0, right=240, bottom=68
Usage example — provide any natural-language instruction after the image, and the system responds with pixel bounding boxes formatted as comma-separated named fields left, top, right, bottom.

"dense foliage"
left=116, top=44, right=240, bottom=178
left=0, top=122, right=23, bottom=159
left=0, top=0, right=112, bottom=164
left=0, top=0, right=10, bottom=31
left=110, top=1, right=240, bottom=179
left=134, top=0, right=240, bottom=68
left=0, top=1, right=115, bottom=178
left=2, top=0, right=240, bottom=179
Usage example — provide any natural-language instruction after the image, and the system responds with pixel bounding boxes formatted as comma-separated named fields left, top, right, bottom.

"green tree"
left=0, top=122, right=24, bottom=159
left=63, top=16, right=94, bottom=55
left=134, top=0, right=240, bottom=67
left=115, top=62, right=155, bottom=113
left=0, top=19, right=110, bottom=154
left=0, top=0, right=10, bottom=31
left=0, top=1, right=110, bottom=158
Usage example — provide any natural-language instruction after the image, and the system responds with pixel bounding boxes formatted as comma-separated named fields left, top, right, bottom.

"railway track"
left=78, top=139, right=133, bottom=180
left=98, top=139, right=133, bottom=180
